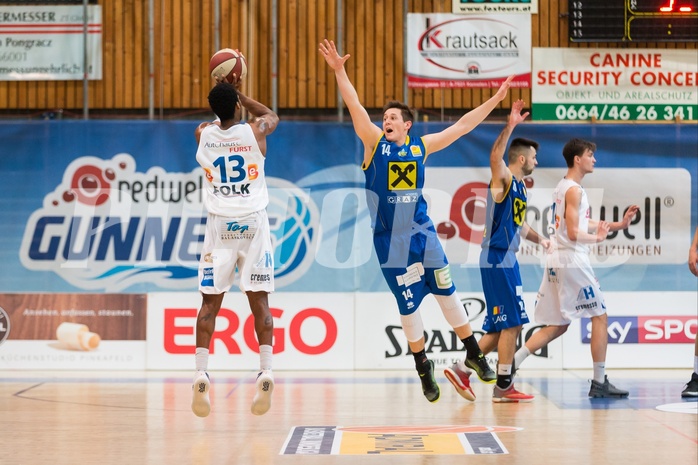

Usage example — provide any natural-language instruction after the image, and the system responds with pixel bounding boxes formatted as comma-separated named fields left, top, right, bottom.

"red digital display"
left=632, top=0, right=696, bottom=13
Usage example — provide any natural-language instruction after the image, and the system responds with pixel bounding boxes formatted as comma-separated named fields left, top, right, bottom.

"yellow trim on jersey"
left=491, top=175, right=514, bottom=204
left=362, top=133, right=384, bottom=171
left=420, top=136, right=431, bottom=163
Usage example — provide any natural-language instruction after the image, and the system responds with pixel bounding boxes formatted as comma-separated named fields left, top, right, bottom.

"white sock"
left=693, top=355, right=698, bottom=374
left=593, top=362, right=606, bottom=383
left=514, top=347, right=531, bottom=369
left=195, top=347, right=209, bottom=372
left=498, top=364, right=513, bottom=376
left=259, top=344, right=273, bottom=371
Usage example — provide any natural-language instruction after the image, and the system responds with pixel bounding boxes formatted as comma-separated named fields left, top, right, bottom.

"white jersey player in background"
left=191, top=79, right=279, bottom=417
left=514, top=138, right=639, bottom=398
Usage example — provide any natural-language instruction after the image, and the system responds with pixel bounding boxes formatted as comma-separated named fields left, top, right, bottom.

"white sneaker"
left=251, top=370, right=274, bottom=415
left=191, top=371, right=211, bottom=417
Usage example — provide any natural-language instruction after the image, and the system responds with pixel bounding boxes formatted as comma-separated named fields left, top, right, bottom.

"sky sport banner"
left=532, top=48, right=698, bottom=121
left=452, top=0, right=538, bottom=14
left=0, top=5, right=102, bottom=81
left=406, top=13, right=531, bottom=88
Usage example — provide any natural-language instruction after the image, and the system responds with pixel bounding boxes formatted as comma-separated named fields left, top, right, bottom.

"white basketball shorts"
left=198, top=209, right=274, bottom=294
left=534, top=249, right=606, bottom=326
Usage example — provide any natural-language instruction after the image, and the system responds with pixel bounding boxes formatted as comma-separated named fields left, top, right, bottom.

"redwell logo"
left=581, top=316, right=697, bottom=344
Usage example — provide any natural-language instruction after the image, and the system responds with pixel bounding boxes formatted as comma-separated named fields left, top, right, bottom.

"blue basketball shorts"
left=373, top=225, right=456, bottom=315
left=479, top=247, right=529, bottom=332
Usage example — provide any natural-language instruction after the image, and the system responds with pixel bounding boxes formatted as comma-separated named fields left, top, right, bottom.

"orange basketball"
left=209, top=48, right=247, bottom=84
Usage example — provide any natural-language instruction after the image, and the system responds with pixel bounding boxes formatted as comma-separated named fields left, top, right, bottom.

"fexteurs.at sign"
left=452, top=0, right=538, bottom=14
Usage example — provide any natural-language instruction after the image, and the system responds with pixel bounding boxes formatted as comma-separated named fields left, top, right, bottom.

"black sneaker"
left=681, top=372, right=698, bottom=398
left=588, top=375, right=629, bottom=398
left=418, top=359, right=440, bottom=403
left=465, top=354, right=496, bottom=384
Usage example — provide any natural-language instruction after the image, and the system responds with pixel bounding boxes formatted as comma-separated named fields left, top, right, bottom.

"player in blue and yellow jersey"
left=320, top=39, right=513, bottom=403
left=472, top=100, right=550, bottom=403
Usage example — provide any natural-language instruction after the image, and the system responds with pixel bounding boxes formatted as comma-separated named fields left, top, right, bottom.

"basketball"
left=209, top=48, right=247, bottom=84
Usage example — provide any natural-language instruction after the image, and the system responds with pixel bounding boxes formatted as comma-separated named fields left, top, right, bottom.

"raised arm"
left=236, top=91, right=278, bottom=157
left=319, top=39, right=382, bottom=149
left=238, top=91, right=279, bottom=137
left=422, top=75, right=513, bottom=155
left=489, top=99, right=529, bottom=194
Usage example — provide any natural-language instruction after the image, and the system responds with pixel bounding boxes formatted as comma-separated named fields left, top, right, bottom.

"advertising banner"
left=452, top=0, right=538, bottom=14
left=0, top=121, right=696, bottom=296
left=562, top=292, right=698, bottom=369
left=146, top=292, right=355, bottom=370
left=0, top=293, right=146, bottom=369
left=0, top=5, right=102, bottom=81
left=354, top=292, right=563, bottom=370
left=532, top=48, right=698, bottom=121
left=426, top=167, right=692, bottom=267
left=406, top=13, right=531, bottom=88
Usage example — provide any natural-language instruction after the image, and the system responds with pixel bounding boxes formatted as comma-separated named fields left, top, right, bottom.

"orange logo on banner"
left=281, top=425, right=521, bottom=456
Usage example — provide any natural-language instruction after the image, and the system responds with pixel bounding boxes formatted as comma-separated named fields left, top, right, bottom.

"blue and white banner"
left=0, top=120, right=696, bottom=294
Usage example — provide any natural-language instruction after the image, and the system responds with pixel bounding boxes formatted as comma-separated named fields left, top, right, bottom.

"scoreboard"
left=569, top=0, right=698, bottom=42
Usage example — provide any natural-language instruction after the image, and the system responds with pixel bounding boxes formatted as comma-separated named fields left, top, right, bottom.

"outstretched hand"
left=495, top=75, right=514, bottom=101
left=595, top=221, right=610, bottom=242
left=319, top=39, right=350, bottom=71
left=508, top=99, right=529, bottom=127
left=621, top=205, right=639, bottom=229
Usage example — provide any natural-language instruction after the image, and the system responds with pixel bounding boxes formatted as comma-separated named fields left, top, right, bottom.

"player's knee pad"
left=434, top=292, right=469, bottom=328
left=400, top=309, right=425, bottom=343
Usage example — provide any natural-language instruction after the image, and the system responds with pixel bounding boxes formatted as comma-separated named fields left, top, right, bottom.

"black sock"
left=413, top=349, right=429, bottom=372
left=461, top=335, right=482, bottom=360
left=496, top=374, right=513, bottom=390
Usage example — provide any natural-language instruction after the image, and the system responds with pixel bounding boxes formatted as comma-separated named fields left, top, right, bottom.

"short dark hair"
left=508, top=137, right=539, bottom=164
left=208, top=82, right=239, bottom=121
left=562, top=138, right=597, bottom=167
left=382, top=100, right=415, bottom=127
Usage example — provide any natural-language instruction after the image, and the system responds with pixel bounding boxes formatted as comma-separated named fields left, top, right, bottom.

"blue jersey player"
left=477, top=100, right=550, bottom=403
left=320, top=39, right=513, bottom=403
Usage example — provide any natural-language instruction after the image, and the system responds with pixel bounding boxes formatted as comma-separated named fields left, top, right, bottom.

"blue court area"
left=522, top=375, right=698, bottom=410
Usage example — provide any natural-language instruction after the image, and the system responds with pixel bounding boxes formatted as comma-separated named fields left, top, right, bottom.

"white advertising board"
left=532, top=48, right=698, bottom=121
left=146, top=292, right=355, bottom=370
left=354, top=292, right=564, bottom=371
left=452, top=0, right=538, bottom=14
left=561, top=292, right=698, bottom=369
left=406, top=13, right=531, bottom=88
left=0, top=5, right=102, bottom=80
left=424, top=167, right=692, bottom=266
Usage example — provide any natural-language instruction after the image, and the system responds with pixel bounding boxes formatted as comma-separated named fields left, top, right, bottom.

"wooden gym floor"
left=1, top=369, right=696, bottom=465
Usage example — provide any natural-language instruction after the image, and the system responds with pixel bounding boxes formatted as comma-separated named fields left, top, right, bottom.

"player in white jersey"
left=513, top=138, right=639, bottom=398
left=191, top=80, right=279, bottom=417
